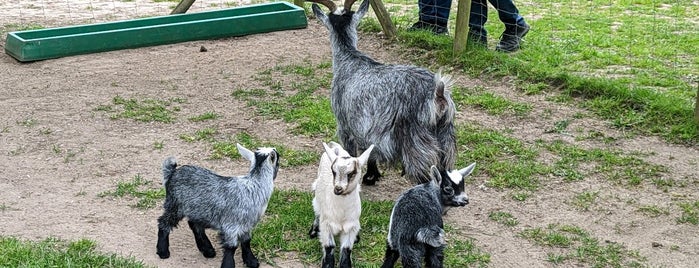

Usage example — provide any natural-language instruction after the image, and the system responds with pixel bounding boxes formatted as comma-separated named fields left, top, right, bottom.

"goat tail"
left=416, top=226, right=446, bottom=248
left=162, top=156, right=178, bottom=185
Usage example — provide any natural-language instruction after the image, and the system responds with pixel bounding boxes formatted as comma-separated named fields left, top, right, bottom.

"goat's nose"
left=334, top=186, right=343, bottom=195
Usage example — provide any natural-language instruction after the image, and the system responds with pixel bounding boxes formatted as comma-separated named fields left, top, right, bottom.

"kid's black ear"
left=429, top=165, right=442, bottom=186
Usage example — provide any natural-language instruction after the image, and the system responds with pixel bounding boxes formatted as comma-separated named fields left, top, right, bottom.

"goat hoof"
left=156, top=250, right=170, bottom=259
left=202, top=248, right=216, bottom=258
left=361, top=177, right=377, bottom=186
left=243, top=257, right=259, bottom=268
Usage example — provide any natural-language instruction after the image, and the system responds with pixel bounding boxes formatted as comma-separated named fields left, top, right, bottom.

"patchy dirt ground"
left=1, top=1, right=698, bottom=268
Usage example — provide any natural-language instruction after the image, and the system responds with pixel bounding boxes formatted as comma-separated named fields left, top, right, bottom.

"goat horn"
left=306, top=0, right=337, bottom=12
left=343, top=0, right=358, bottom=11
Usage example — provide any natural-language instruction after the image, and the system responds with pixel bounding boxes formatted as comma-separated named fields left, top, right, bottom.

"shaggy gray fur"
left=311, top=0, right=457, bottom=184
left=156, top=144, right=279, bottom=268
left=381, top=163, right=476, bottom=268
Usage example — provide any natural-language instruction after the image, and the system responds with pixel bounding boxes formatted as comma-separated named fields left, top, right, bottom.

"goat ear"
left=459, top=162, right=476, bottom=177
left=237, top=143, right=255, bottom=163
left=429, top=165, right=442, bottom=186
left=354, top=0, right=369, bottom=20
left=357, top=144, right=374, bottom=167
left=322, top=142, right=338, bottom=162
left=312, top=4, right=329, bottom=26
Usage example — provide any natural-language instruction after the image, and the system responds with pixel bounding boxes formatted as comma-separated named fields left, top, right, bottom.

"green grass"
left=677, top=200, right=699, bottom=225
left=253, top=190, right=490, bottom=267
left=452, top=85, right=533, bottom=116
left=233, top=61, right=336, bottom=138
left=179, top=129, right=318, bottom=167
left=0, top=236, right=148, bottom=267
left=397, top=0, right=699, bottom=144
left=541, top=139, right=667, bottom=186
left=637, top=205, right=669, bottom=218
left=488, top=211, right=519, bottom=227
left=520, top=224, right=646, bottom=267
left=96, top=95, right=182, bottom=123
left=456, top=124, right=548, bottom=190
left=188, top=111, right=219, bottom=122
left=570, top=191, right=599, bottom=211
left=99, top=175, right=165, bottom=209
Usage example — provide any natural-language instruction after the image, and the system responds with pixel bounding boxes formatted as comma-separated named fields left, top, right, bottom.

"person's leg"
left=468, top=0, right=489, bottom=46
left=412, top=0, right=452, bottom=34
left=488, top=0, right=529, bottom=52
left=488, top=0, right=527, bottom=31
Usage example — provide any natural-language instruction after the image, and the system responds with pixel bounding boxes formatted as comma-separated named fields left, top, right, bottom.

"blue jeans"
left=469, top=0, right=527, bottom=36
left=418, top=0, right=452, bottom=26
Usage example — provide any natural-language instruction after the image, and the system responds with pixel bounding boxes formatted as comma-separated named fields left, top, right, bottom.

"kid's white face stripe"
left=448, top=170, right=463, bottom=184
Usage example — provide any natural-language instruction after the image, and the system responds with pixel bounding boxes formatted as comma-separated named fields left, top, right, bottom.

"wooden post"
left=695, top=82, right=699, bottom=124
left=452, top=0, right=472, bottom=55
left=369, top=0, right=396, bottom=40
left=294, top=0, right=305, bottom=8
left=171, top=0, right=197, bottom=14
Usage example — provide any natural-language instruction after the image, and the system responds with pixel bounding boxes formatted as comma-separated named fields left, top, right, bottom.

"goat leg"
left=156, top=229, right=171, bottom=259
left=339, top=247, right=352, bottom=268
left=425, top=245, right=444, bottom=268
left=221, top=245, right=237, bottom=268
left=321, top=245, right=335, bottom=268
left=362, top=158, right=382, bottom=185
left=188, top=220, right=216, bottom=258
left=241, top=236, right=259, bottom=268
left=308, top=215, right=320, bottom=238
left=380, top=243, right=399, bottom=268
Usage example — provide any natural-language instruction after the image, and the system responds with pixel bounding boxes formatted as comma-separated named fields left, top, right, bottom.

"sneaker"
left=408, top=21, right=449, bottom=35
left=495, top=23, right=530, bottom=52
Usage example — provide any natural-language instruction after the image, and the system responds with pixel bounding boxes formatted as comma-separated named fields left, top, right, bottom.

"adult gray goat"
left=308, top=0, right=457, bottom=184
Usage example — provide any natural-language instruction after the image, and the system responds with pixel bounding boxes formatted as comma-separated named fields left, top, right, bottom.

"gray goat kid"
left=156, top=144, right=280, bottom=268
left=308, top=0, right=457, bottom=185
left=381, top=163, right=476, bottom=268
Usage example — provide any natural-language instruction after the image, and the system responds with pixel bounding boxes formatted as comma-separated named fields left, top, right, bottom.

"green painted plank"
left=5, top=2, right=308, bottom=62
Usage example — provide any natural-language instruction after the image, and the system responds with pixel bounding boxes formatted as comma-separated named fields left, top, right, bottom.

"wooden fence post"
left=695, top=82, right=699, bottom=124
left=452, top=0, right=472, bottom=55
left=171, top=0, right=197, bottom=14
left=369, top=0, right=396, bottom=40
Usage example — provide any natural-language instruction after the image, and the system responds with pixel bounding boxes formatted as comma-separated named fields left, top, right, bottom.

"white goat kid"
left=308, top=141, right=374, bottom=268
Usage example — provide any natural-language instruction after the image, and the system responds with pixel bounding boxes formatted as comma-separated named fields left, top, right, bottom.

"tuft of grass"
left=637, top=205, right=669, bottom=218
left=452, top=86, right=533, bottom=116
left=99, top=175, right=165, bottom=209
left=0, top=236, right=147, bottom=267
left=96, top=95, right=181, bottom=123
left=253, top=189, right=490, bottom=267
left=520, top=224, right=646, bottom=267
left=570, top=191, right=599, bottom=211
left=488, top=211, right=519, bottom=227
left=677, top=201, right=699, bottom=225
left=188, top=111, right=219, bottom=122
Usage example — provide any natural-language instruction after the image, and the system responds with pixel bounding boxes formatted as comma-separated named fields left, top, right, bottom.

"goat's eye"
left=347, top=171, right=357, bottom=178
left=443, top=186, right=454, bottom=196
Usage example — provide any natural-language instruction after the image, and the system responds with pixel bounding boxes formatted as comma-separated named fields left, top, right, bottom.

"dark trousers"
left=418, top=0, right=453, bottom=26
left=468, top=0, right=527, bottom=36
